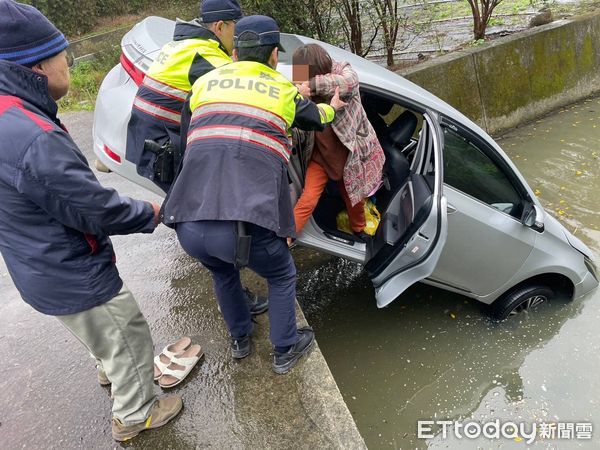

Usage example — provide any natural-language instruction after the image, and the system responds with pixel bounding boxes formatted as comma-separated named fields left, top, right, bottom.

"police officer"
left=161, top=16, right=347, bottom=374
left=0, top=0, right=181, bottom=441
left=127, top=0, right=268, bottom=315
left=126, top=0, right=241, bottom=192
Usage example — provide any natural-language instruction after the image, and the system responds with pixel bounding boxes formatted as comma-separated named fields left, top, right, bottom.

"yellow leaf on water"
left=559, top=199, right=566, bottom=204
left=534, top=189, right=541, bottom=196
left=559, top=210, right=565, bottom=215
left=561, top=186, right=566, bottom=190
left=514, top=437, right=523, bottom=443
left=450, top=313, right=456, bottom=319
left=576, top=170, right=583, bottom=176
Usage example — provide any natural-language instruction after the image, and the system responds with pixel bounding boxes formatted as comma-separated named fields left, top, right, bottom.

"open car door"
left=365, top=112, right=448, bottom=307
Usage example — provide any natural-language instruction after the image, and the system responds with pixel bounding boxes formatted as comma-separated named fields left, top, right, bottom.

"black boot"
left=272, top=326, right=315, bottom=374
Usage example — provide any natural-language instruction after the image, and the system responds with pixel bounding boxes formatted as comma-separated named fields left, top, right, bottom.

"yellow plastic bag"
left=336, top=199, right=381, bottom=236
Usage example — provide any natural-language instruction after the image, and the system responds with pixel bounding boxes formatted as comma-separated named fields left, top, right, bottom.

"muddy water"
left=300, top=97, right=600, bottom=449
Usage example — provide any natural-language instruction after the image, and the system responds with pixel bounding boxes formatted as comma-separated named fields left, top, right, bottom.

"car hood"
left=562, top=227, right=594, bottom=259
left=544, top=210, right=594, bottom=259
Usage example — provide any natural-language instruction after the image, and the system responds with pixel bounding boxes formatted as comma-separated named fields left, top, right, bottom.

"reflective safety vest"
left=188, top=61, right=335, bottom=164
left=161, top=60, right=336, bottom=236
left=133, top=37, right=231, bottom=125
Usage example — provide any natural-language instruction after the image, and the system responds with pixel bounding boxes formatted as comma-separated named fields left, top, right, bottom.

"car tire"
left=490, top=284, right=554, bottom=321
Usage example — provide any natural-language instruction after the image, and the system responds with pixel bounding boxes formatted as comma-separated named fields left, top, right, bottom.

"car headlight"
left=585, top=256, right=599, bottom=282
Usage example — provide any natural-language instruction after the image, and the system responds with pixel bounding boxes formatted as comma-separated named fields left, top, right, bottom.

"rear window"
left=278, top=34, right=305, bottom=64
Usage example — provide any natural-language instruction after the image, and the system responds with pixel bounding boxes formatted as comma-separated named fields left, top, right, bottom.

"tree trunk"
left=387, top=47, right=395, bottom=67
left=349, top=12, right=362, bottom=55
left=474, top=19, right=486, bottom=40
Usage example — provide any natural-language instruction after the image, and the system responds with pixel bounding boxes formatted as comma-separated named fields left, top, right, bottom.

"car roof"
left=125, top=17, right=493, bottom=153
left=277, top=34, right=487, bottom=138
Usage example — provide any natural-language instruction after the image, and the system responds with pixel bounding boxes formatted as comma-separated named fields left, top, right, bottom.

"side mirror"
left=522, top=203, right=544, bottom=231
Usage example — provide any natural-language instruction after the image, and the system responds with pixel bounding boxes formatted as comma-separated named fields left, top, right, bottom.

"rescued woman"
left=291, top=43, right=385, bottom=242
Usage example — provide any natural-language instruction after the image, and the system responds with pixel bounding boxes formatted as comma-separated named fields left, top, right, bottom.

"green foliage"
left=241, top=0, right=339, bottom=42
left=20, top=0, right=199, bottom=37
left=488, top=18, right=506, bottom=26
left=58, top=42, right=121, bottom=111
left=22, top=0, right=97, bottom=36
left=469, top=38, right=487, bottom=47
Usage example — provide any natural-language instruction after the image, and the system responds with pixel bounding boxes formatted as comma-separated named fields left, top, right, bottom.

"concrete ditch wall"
left=402, top=12, right=600, bottom=135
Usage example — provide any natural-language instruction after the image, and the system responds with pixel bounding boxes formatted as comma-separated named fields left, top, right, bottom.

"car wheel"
left=490, top=285, right=554, bottom=321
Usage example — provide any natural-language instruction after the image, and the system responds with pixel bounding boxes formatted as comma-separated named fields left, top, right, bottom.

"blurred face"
left=292, top=64, right=310, bottom=84
left=32, top=50, right=71, bottom=101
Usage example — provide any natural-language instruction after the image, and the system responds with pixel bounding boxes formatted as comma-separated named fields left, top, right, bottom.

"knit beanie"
left=0, top=0, right=69, bottom=67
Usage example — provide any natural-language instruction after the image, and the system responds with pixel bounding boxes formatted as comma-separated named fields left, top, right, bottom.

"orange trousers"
left=294, top=161, right=366, bottom=234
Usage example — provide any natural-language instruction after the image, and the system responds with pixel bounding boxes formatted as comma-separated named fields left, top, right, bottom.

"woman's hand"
left=330, top=86, right=348, bottom=111
left=296, top=81, right=312, bottom=98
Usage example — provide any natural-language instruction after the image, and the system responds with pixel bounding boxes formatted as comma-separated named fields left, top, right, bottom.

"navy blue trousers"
left=176, top=221, right=298, bottom=347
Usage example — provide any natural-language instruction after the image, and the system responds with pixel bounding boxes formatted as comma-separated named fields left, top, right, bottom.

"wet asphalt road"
left=0, top=111, right=363, bottom=449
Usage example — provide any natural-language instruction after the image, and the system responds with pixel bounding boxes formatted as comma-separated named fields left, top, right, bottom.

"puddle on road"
left=301, top=96, right=600, bottom=449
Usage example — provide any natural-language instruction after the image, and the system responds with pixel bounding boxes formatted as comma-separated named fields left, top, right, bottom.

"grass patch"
left=59, top=1, right=199, bottom=112
left=59, top=43, right=121, bottom=112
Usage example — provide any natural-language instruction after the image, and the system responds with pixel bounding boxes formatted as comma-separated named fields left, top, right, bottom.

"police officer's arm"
left=179, top=93, right=193, bottom=157
left=16, top=130, right=156, bottom=236
left=292, top=94, right=335, bottom=131
left=292, top=86, right=347, bottom=131
left=188, top=53, right=231, bottom=86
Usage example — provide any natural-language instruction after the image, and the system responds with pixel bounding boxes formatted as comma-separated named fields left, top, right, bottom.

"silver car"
left=93, top=17, right=598, bottom=320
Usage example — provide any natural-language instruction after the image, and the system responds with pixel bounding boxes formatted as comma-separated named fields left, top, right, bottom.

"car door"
left=366, top=111, right=448, bottom=308
left=428, top=118, right=536, bottom=299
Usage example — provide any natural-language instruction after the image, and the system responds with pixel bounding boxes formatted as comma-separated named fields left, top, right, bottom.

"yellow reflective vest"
left=147, top=37, right=231, bottom=93
left=126, top=22, right=231, bottom=181
left=187, top=60, right=335, bottom=163
left=160, top=60, right=336, bottom=238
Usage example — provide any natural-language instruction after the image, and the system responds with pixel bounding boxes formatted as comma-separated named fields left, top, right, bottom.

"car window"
left=443, top=127, right=523, bottom=218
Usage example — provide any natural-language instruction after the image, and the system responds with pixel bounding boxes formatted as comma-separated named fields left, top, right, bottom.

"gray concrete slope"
left=0, top=111, right=365, bottom=450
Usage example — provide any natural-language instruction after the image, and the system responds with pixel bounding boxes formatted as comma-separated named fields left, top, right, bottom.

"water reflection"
left=301, top=96, right=600, bottom=449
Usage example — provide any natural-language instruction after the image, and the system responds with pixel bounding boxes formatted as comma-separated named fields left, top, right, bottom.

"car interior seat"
left=376, top=110, right=418, bottom=211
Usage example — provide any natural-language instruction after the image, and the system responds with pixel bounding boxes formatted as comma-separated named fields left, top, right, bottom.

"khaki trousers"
left=57, top=285, right=156, bottom=425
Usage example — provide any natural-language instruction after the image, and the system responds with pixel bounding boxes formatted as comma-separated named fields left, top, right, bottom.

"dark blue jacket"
left=0, top=60, right=156, bottom=315
left=161, top=61, right=333, bottom=238
left=125, top=21, right=231, bottom=190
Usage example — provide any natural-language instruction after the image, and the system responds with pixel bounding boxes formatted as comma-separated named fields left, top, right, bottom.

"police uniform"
left=161, top=16, right=335, bottom=353
left=125, top=0, right=241, bottom=191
